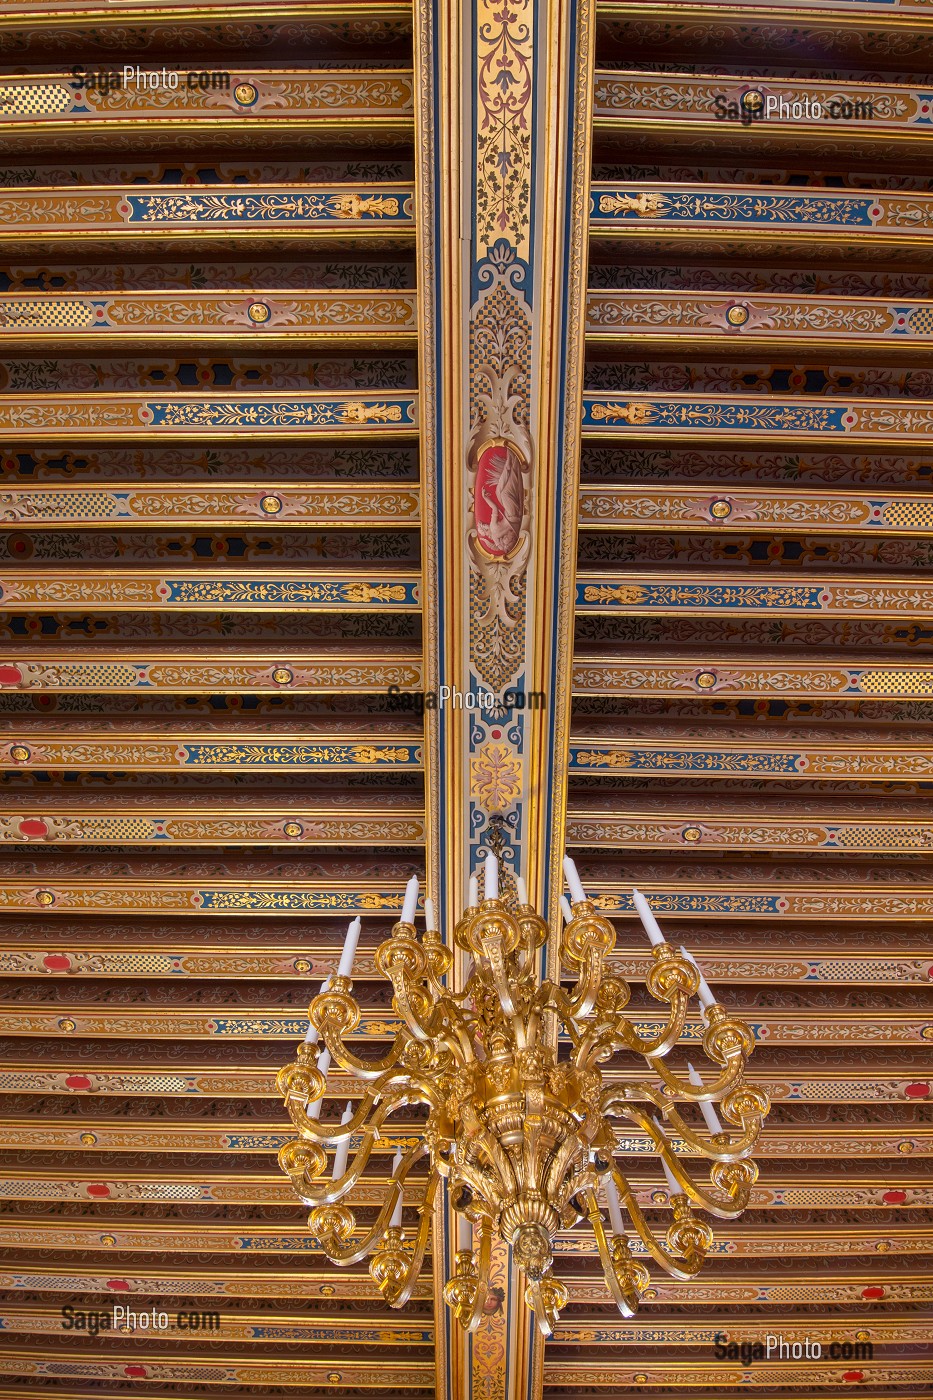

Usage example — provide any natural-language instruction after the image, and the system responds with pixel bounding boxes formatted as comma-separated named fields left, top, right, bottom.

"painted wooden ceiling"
left=0, top=3, right=929, bottom=1399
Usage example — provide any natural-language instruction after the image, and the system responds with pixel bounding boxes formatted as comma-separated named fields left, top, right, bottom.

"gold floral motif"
left=573, top=750, right=633, bottom=769
left=589, top=402, right=656, bottom=424
left=341, top=401, right=404, bottom=423
left=329, top=193, right=400, bottom=219
left=580, top=584, right=646, bottom=604
left=597, top=192, right=669, bottom=217
left=343, top=583, right=409, bottom=603
left=469, top=743, right=523, bottom=814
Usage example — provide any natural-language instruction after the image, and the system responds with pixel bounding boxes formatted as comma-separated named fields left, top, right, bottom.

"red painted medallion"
left=474, top=440, right=523, bottom=558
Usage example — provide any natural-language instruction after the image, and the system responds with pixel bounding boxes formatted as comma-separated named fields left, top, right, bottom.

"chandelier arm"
left=609, top=1166, right=703, bottom=1280
left=597, top=1093, right=752, bottom=1217
left=285, top=1084, right=379, bottom=1144
left=642, top=1130, right=750, bottom=1220
left=569, top=1021, right=613, bottom=1071
left=460, top=1120, right=520, bottom=1202
left=433, top=997, right=484, bottom=1062
left=609, top=993, right=691, bottom=1059
left=543, top=1127, right=587, bottom=1205
left=388, top=955, right=482, bottom=1061
left=583, top=1189, right=643, bottom=1317
left=376, top=931, right=441, bottom=1043
left=526, top=1277, right=558, bottom=1337
left=649, top=1051, right=745, bottom=1100
left=652, top=1104, right=762, bottom=1162
left=382, top=1166, right=440, bottom=1308
left=300, top=1065, right=441, bottom=1140
left=479, top=932, right=520, bottom=1023
left=286, top=1075, right=393, bottom=1146
left=286, top=1130, right=394, bottom=1209
left=602, top=1073, right=766, bottom=1164
left=383, top=961, right=479, bottom=1060
left=615, top=1102, right=759, bottom=1166
left=387, top=972, right=442, bottom=1043
left=317, top=1023, right=409, bottom=1082
left=563, top=942, right=612, bottom=1021
left=313, top=1141, right=428, bottom=1264
left=462, top=1218, right=494, bottom=1331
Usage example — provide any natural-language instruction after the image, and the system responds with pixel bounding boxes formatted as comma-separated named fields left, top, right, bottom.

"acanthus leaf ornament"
left=277, top=868, right=768, bottom=1334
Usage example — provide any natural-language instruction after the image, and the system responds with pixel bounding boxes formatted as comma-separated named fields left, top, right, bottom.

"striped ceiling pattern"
left=0, top=3, right=930, bottom=1400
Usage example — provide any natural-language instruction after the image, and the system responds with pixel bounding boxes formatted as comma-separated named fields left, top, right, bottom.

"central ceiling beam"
left=414, top=1, right=595, bottom=1395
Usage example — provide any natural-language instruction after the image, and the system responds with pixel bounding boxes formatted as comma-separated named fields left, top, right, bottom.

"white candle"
left=687, top=1061, right=723, bottom=1133
left=331, top=1101, right=354, bottom=1181
left=681, top=947, right=717, bottom=1009
left=632, top=888, right=665, bottom=947
left=401, top=874, right=419, bottom=926
left=468, top=874, right=479, bottom=908
left=302, top=977, right=330, bottom=1045
left=484, top=852, right=498, bottom=901
left=560, top=896, right=573, bottom=925
left=306, top=1048, right=331, bottom=1120
left=563, top=855, right=586, bottom=905
left=457, top=1212, right=472, bottom=1251
left=337, top=918, right=362, bottom=979
left=652, top=1116, right=682, bottom=1194
left=604, top=1173, right=625, bottom=1237
left=424, top=896, right=437, bottom=932
left=660, top=1154, right=680, bottom=1196
left=516, top=875, right=528, bottom=906
left=390, top=1148, right=404, bottom=1227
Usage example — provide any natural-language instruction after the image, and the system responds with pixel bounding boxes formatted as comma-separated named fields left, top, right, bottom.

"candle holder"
left=369, top=1225, right=412, bottom=1304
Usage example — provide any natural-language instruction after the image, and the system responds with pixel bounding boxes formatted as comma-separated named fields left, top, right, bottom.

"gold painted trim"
left=0, top=483, right=420, bottom=530
left=5, top=1119, right=928, bottom=1158
left=597, top=1, right=933, bottom=34
left=0, top=1004, right=923, bottom=1041
left=3, top=941, right=922, bottom=982
left=0, top=568, right=421, bottom=612
left=0, top=1062, right=917, bottom=1100
left=577, top=483, right=933, bottom=536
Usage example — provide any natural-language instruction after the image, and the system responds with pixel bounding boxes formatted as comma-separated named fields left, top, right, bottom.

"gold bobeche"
left=277, top=869, right=768, bottom=1335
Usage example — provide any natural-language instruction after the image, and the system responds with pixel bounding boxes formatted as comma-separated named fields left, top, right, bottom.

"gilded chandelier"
left=277, top=854, right=768, bottom=1334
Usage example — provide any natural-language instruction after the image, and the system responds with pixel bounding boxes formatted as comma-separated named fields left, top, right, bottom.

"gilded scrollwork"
left=278, top=892, right=766, bottom=1335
